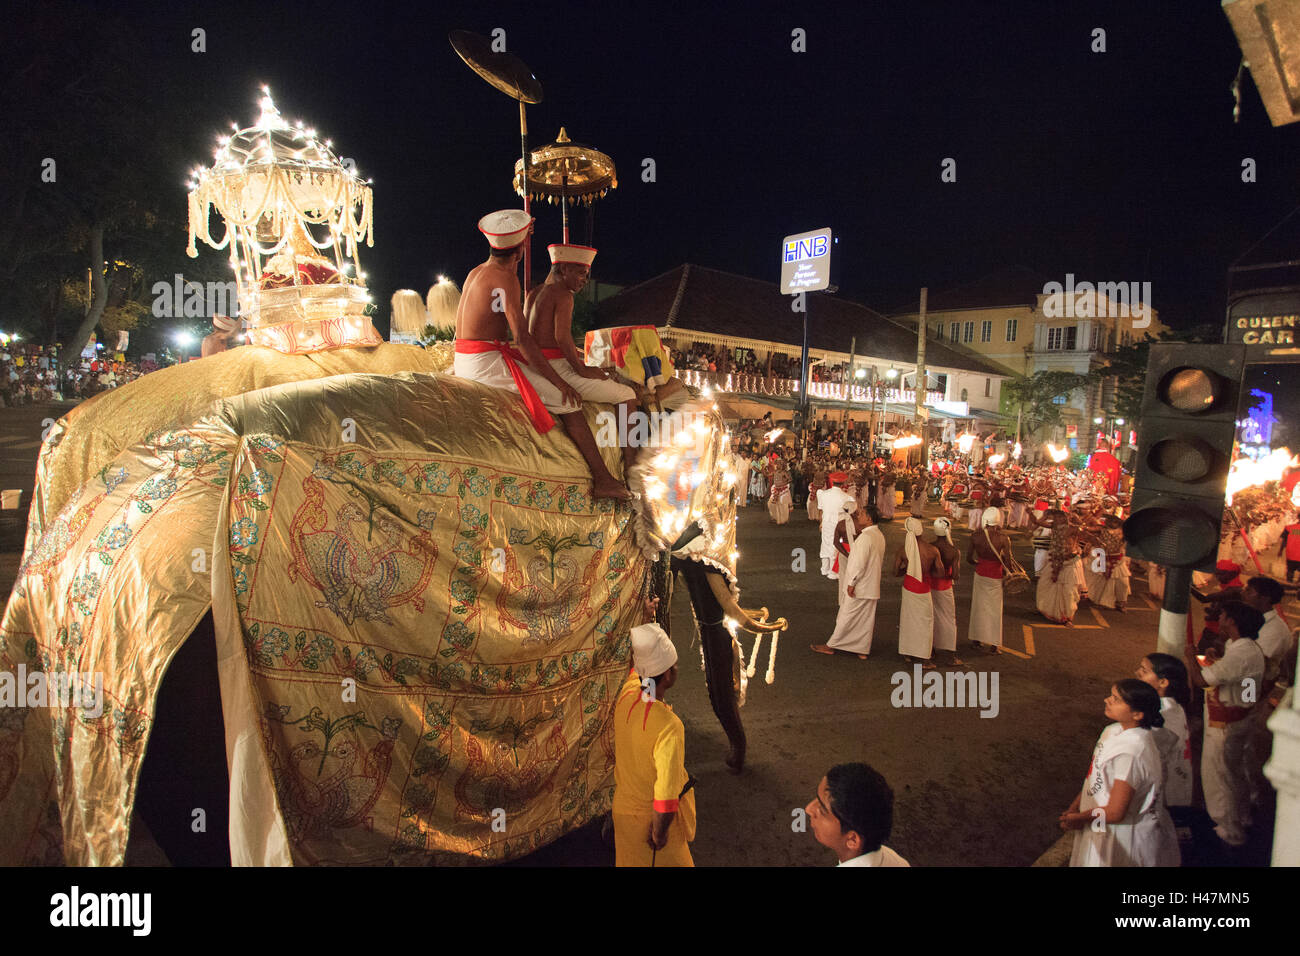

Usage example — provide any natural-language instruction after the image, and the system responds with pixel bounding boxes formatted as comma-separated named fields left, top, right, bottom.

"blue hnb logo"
left=783, top=235, right=828, bottom=263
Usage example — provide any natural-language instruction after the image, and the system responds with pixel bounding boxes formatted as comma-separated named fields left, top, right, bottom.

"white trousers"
left=1201, top=713, right=1253, bottom=847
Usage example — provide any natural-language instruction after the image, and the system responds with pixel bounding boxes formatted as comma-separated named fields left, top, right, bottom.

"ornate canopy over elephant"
left=0, top=91, right=784, bottom=866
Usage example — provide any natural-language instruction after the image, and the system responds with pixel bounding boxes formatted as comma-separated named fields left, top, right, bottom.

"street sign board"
left=780, top=227, right=832, bottom=294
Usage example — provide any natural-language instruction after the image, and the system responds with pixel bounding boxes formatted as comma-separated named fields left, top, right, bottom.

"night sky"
left=16, top=1, right=1300, bottom=337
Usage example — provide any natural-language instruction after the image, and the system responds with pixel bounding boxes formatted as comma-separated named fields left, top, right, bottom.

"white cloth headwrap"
left=213, top=314, right=239, bottom=332
left=933, top=517, right=953, bottom=544
left=904, top=516, right=924, bottom=582
left=630, top=623, right=677, bottom=677
left=982, top=507, right=1002, bottom=527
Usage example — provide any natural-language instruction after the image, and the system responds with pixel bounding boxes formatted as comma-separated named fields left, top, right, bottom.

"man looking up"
left=454, top=210, right=630, bottom=500
left=526, top=243, right=641, bottom=477
left=807, top=762, right=909, bottom=866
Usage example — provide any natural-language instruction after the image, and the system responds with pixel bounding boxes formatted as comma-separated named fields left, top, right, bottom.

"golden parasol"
left=513, top=128, right=617, bottom=244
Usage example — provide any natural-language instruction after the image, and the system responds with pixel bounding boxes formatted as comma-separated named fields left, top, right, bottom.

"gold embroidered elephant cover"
left=0, top=371, right=644, bottom=865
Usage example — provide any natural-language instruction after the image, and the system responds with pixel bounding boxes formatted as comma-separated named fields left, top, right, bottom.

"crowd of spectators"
left=1, top=341, right=153, bottom=406
left=667, top=341, right=858, bottom=383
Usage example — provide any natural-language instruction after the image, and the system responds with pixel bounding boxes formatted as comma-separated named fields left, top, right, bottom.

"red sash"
left=539, top=347, right=565, bottom=360
left=930, top=575, right=953, bottom=591
left=1207, top=689, right=1250, bottom=724
left=903, top=575, right=930, bottom=595
left=455, top=339, right=555, bottom=433
left=976, top=558, right=1004, bottom=579
left=1287, top=524, right=1300, bottom=561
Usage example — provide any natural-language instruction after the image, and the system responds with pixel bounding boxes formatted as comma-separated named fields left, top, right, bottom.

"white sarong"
left=969, top=566, right=1004, bottom=647
left=932, top=583, right=957, bottom=652
left=547, top=356, right=637, bottom=404
left=827, top=598, right=878, bottom=656
left=454, top=349, right=581, bottom=415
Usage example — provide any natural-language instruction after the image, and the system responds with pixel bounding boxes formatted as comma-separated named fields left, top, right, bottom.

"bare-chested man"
left=968, top=507, right=1012, bottom=653
left=526, top=243, right=640, bottom=476
left=453, top=210, right=630, bottom=500
left=894, top=516, right=944, bottom=667
left=930, top=518, right=963, bottom=665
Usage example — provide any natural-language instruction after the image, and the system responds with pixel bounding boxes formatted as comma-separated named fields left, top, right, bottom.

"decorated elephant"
left=0, top=365, right=785, bottom=865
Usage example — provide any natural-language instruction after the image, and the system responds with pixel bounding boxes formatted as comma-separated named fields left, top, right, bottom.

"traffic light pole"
left=1156, top=566, right=1192, bottom=657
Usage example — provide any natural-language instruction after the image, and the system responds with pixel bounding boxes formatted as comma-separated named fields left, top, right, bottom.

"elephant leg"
left=673, top=558, right=746, bottom=773
left=701, top=620, right=746, bottom=773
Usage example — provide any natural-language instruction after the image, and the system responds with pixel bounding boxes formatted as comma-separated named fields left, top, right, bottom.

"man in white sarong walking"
left=894, top=516, right=942, bottom=668
left=930, top=517, right=964, bottom=666
left=811, top=505, right=885, bottom=658
left=968, top=507, right=1010, bottom=653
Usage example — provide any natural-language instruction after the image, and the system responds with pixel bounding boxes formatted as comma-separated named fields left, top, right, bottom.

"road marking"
left=1090, top=606, right=1109, bottom=628
left=1022, top=625, right=1035, bottom=656
left=1000, top=645, right=1031, bottom=659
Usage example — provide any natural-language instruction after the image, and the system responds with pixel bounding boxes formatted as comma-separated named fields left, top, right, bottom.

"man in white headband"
left=893, top=516, right=941, bottom=667
left=526, top=243, right=641, bottom=476
left=812, top=504, right=885, bottom=658
left=612, top=620, right=695, bottom=866
left=454, top=210, right=630, bottom=500
left=930, top=518, right=963, bottom=665
left=968, top=507, right=1012, bottom=652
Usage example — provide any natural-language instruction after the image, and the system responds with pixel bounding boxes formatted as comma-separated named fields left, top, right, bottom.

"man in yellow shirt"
left=612, top=621, right=696, bottom=866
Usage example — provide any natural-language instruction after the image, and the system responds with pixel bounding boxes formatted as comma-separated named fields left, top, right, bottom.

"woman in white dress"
left=1061, top=679, right=1180, bottom=867
left=1136, top=653, right=1194, bottom=815
left=736, top=454, right=750, bottom=508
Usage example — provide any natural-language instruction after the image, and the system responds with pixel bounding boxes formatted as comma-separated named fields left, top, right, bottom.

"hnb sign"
left=784, top=235, right=828, bottom=263
left=780, top=227, right=833, bottom=293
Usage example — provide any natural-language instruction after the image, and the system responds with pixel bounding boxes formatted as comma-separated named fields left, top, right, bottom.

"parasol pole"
left=561, top=173, right=570, bottom=244
left=519, top=99, right=533, bottom=296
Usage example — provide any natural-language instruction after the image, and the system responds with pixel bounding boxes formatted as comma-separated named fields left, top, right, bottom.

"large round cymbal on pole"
left=513, top=128, right=617, bottom=205
left=448, top=30, right=543, bottom=104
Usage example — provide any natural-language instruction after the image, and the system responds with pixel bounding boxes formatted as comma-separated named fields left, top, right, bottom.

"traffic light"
left=1123, top=343, right=1245, bottom=570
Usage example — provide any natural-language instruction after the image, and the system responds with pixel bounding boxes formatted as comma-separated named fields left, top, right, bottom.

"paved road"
left=662, top=500, right=1292, bottom=867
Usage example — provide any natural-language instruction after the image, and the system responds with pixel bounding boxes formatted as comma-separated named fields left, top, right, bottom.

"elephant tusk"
left=707, top=573, right=786, bottom=633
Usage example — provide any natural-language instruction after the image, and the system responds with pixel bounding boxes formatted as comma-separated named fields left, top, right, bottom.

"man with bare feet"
left=526, top=243, right=640, bottom=478
left=894, top=516, right=944, bottom=669
left=811, top=505, right=885, bottom=659
left=453, top=210, right=629, bottom=500
left=968, top=507, right=1011, bottom=654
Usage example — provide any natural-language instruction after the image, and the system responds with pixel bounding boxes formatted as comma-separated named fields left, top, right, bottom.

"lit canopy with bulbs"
left=186, top=88, right=381, bottom=352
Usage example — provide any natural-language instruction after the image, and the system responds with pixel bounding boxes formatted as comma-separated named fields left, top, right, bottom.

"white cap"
left=478, top=209, right=534, bottom=249
left=630, top=623, right=677, bottom=677
left=213, top=314, right=239, bottom=332
left=547, top=243, right=597, bottom=267
left=982, top=507, right=1002, bottom=526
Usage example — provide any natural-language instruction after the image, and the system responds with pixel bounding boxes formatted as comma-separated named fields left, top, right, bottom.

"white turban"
left=630, top=623, right=677, bottom=678
left=982, top=507, right=1002, bottom=527
left=903, top=517, right=924, bottom=582
left=933, top=517, right=952, bottom=543
left=213, top=314, right=239, bottom=332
